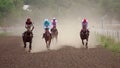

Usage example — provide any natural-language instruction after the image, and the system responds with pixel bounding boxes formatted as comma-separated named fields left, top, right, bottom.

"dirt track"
left=0, top=36, right=120, bottom=68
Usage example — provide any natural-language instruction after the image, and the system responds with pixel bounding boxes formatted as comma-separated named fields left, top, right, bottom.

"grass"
left=98, top=35, right=120, bottom=53
left=0, top=32, right=7, bottom=37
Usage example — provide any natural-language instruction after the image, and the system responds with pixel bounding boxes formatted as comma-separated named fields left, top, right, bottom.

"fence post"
left=117, top=31, right=119, bottom=41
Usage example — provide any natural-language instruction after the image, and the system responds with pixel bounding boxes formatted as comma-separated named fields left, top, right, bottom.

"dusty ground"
left=0, top=36, right=120, bottom=68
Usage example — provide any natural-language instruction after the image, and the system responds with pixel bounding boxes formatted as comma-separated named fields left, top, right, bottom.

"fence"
left=92, top=28, right=120, bottom=42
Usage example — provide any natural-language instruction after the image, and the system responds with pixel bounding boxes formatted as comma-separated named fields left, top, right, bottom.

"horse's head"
left=45, top=28, right=49, bottom=31
left=53, top=26, right=56, bottom=29
left=80, top=30, right=89, bottom=40
left=24, top=30, right=33, bottom=37
left=43, top=30, right=52, bottom=41
left=83, top=30, right=87, bottom=34
left=23, top=30, right=33, bottom=43
left=81, top=29, right=89, bottom=36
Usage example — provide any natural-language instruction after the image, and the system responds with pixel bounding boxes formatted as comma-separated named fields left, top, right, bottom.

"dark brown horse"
left=42, top=28, right=52, bottom=50
left=51, top=27, right=58, bottom=42
left=22, top=30, right=33, bottom=52
left=80, top=29, right=89, bottom=48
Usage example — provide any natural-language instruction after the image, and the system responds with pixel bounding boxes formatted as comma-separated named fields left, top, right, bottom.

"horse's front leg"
left=56, top=32, right=58, bottom=42
left=45, top=40, right=49, bottom=49
left=28, top=42, right=32, bottom=52
left=48, top=39, right=51, bottom=49
left=85, top=39, right=88, bottom=48
left=24, top=42, right=27, bottom=48
left=55, top=36, right=57, bottom=43
left=82, top=40, right=84, bottom=45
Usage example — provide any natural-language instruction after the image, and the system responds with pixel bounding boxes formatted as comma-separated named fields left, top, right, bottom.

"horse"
left=22, top=30, right=33, bottom=52
left=80, top=29, right=89, bottom=48
left=51, top=27, right=58, bottom=42
left=42, top=28, right=52, bottom=50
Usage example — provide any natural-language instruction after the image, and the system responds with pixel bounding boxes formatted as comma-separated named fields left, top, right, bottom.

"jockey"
left=81, top=18, right=88, bottom=30
left=43, top=19, right=51, bottom=31
left=51, top=17, right=57, bottom=28
left=80, top=18, right=89, bottom=33
left=25, top=18, right=34, bottom=31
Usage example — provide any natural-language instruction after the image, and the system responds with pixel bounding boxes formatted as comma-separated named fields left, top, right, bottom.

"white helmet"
left=53, top=17, right=56, bottom=20
left=44, top=19, right=48, bottom=21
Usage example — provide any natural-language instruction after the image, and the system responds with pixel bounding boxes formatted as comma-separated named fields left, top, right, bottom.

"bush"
left=99, top=35, right=120, bottom=53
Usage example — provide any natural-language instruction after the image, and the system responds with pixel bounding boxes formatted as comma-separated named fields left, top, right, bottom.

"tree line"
left=0, top=0, right=120, bottom=25
left=0, top=0, right=23, bottom=25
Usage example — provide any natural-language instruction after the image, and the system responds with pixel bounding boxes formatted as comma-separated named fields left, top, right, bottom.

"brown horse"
left=42, top=28, right=52, bottom=50
left=51, top=27, right=58, bottom=42
left=22, top=30, right=33, bottom=52
left=80, top=29, right=89, bottom=48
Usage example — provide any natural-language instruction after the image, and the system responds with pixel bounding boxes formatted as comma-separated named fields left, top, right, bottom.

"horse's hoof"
left=82, top=43, right=84, bottom=45
left=48, top=47, right=50, bottom=50
left=47, top=46, right=50, bottom=50
left=28, top=50, right=31, bottom=53
left=48, top=48, right=50, bottom=50
left=86, top=46, right=88, bottom=49
left=24, top=46, right=26, bottom=48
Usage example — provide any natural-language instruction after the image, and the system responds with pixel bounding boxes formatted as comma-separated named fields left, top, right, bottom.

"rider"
left=43, top=19, right=51, bottom=32
left=51, top=18, right=58, bottom=33
left=25, top=18, right=34, bottom=31
left=80, top=18, right=89, bottom=34
left=51, top=17, right=57, bottom=28
left=81, top=18, right=88, bottom=31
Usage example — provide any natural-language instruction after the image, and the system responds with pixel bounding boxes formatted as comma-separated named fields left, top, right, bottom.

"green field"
left=98, top=35, right=120, bottom=53
left=0, top=32, right=7, bottom=37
